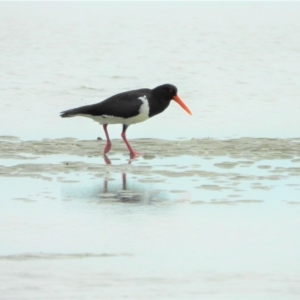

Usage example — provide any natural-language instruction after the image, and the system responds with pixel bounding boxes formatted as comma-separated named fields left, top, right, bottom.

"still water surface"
left=1, top=2, right=300, bottom=140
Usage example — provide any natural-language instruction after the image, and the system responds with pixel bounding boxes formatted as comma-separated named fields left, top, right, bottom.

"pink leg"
left=103, top=154, right=111, bottom=165
left=103, top=124, right=112, bottom=154
left=121, top=125, right=140, bottom=159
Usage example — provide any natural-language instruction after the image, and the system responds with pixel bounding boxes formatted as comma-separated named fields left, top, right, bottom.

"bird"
left=60, top=83, right=192, bottom=159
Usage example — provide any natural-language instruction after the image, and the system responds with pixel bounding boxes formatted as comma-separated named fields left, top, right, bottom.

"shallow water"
left=1, top=2, right=300, bottom=299
left=1, top=136, right=300, bottom=299
left=1, top=2, right=300, bottom=141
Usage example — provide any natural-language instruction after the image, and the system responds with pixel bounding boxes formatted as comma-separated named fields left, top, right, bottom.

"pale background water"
left=1, top=2, right=300, bottom=140
left=1, top=2, right=300, bottom=299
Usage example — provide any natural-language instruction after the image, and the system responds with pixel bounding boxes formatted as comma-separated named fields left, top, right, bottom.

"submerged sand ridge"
left=1, top=136, right=300, bottom=205
left=1, top=136, right=300, bottom=159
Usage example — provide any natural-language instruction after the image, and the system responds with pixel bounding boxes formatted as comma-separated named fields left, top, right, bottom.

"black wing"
left=60, top=88, right=151, bottom=119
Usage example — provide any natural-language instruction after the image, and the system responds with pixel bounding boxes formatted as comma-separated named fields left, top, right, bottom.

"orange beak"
left=173, top=95, right=192, bottom=115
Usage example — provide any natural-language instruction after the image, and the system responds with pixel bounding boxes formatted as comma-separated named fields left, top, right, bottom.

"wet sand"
left=1, top=135, right=300, bottom=159
left=1, top=136, right=299, bottom=201
left=1, top=136, right=300, bottom=205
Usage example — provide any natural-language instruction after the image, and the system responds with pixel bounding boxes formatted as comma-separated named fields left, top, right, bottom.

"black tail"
left=60, top=111, right=74, bottom=118
left=60, top=105, right=92, bottom=118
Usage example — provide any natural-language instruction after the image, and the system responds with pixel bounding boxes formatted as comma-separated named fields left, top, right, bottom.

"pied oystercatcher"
left=60, top=84, right=192, bottom=158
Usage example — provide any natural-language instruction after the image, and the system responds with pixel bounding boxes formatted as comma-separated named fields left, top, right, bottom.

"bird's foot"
left=103, top=154, right=111, bottom=165
left=129, top=151, right=143, bottom=160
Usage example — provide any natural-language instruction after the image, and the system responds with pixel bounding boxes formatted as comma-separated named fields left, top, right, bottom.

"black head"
left=152, top=84, right=178, bottom=101
left=149, top=83, right=192, bottom=117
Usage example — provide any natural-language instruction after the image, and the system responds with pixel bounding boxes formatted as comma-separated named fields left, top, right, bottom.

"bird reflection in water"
left=101, top=154, right=148, bottom=203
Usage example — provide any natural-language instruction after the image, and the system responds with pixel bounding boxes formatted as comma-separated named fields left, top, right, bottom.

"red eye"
left=169, top=88, right=173, bottom=93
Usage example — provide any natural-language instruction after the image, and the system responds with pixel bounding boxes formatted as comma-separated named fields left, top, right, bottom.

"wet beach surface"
left=1, top=136, right=300, bottom=299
